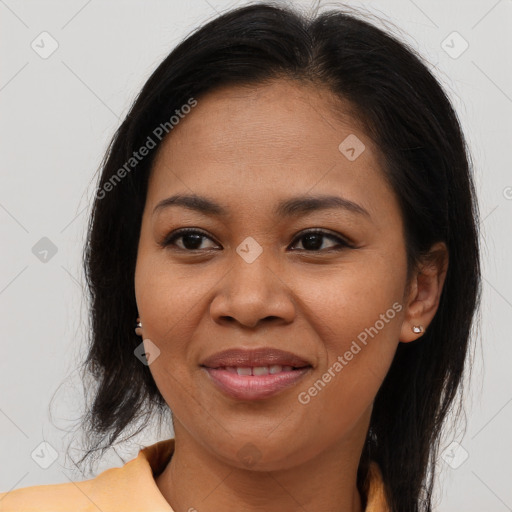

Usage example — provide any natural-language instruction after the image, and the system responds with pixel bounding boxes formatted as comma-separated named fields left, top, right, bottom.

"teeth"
left=228, top=365, right=293, bottom=376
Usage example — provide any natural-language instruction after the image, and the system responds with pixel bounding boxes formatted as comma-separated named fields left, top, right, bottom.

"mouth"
left=200, top=348, right=313, bottom=400
left=209, top=364, right=306, bottom=375
left=202, top=366, right=312, bottom=401
left=200, top=347, right=312, bottom=369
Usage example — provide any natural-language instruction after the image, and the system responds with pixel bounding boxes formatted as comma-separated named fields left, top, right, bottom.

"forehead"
left=146, top=79, right=392, bottom=220
left=154, top=79, right=366, bottom=162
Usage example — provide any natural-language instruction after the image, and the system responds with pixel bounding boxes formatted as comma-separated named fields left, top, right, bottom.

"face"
left=134, top=79, right=410, bottom=470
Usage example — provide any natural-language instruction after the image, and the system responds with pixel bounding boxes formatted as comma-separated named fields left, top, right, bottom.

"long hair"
left=77, top=3, right=481, bottom=511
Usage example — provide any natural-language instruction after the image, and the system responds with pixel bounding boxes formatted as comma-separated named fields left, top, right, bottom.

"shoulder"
left=0, top=460, right=139, bottom=512
left=0, top=439, right=175, bottom=512
left=0, top=478, right=95, bottom=512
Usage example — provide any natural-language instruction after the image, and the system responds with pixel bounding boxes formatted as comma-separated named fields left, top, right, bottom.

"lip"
left=200, top=347, right=312, bottom=401
left=204, top=367, right=311, bottom=400
left=200, top=347, right=311, bottom=369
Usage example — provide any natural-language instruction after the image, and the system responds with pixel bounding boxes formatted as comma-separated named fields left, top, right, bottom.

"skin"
left=134, top=79, right=448, bottom=512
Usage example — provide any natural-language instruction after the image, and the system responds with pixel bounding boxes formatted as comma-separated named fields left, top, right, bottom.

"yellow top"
left=0, top=438, right=390, bottom=511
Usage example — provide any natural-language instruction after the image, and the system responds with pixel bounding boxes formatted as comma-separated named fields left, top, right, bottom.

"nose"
left=209, top=251, right=296, bottom=329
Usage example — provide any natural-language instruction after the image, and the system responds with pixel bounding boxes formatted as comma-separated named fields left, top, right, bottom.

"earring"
left=135, top=317, right=143, bottom=336
left=412, top=325, right=424, bottom=334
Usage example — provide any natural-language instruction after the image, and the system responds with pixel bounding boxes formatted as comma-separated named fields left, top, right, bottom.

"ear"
left=399, top=241, right=449, bottom=343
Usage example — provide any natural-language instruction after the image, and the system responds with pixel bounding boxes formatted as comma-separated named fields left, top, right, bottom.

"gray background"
left=1, top=0, right=511, bottom=510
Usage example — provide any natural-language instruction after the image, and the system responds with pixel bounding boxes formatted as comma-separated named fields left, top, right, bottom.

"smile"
left=203, top=365, right=311, bottom=400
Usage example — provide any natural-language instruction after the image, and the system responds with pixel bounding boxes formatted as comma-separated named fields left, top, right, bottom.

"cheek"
left=134, top=258, right=199, bottom=414
left=288, top=286, right=403, bottom=451
left=134, top=251, right=194, bottom=388
left=295, top=250, right=406, bottom=401
left=135, top=244, right=206, bottom=345
left=134, top=249, right=224, bottom=411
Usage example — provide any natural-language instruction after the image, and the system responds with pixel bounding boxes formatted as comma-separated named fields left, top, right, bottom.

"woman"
left=0, top=2, right=480, bottom=511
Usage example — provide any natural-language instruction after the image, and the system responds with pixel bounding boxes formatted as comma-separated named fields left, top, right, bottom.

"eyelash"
left=160, top=228, right=353, bottom=253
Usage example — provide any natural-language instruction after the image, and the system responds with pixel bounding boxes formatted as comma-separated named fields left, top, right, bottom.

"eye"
left=289, top=229, right=352, bottom=252
left=160, top=228, right=220, bottom=251
left=160, top=228, right=353, bottom=253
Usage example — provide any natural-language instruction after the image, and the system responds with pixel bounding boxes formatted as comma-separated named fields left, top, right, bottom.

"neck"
left=156, top=423, right=368, bottom=512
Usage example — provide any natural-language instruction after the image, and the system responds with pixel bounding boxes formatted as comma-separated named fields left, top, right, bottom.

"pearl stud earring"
left=135, top=317, right=143, bottom=336
left=412, top=325, right=424, bottom=334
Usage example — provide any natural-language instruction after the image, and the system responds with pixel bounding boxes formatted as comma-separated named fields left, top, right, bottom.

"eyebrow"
left=152, top=193, right=370, bottom=219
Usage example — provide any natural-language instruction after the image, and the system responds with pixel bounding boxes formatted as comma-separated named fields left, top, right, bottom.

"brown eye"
left=161, top=229, right=219, bottom=251
left=290, top=230, right=352, bottom=252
